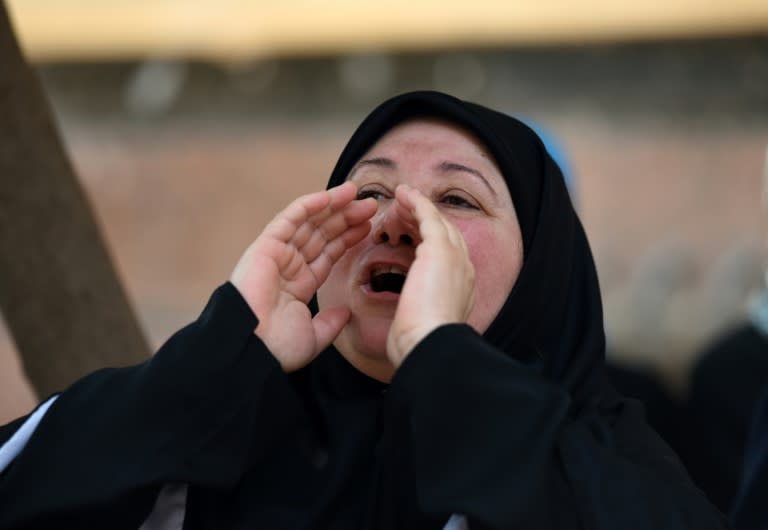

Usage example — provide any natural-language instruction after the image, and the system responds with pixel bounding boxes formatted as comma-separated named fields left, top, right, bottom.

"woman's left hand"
left=386, top=184, right=476, bottom=367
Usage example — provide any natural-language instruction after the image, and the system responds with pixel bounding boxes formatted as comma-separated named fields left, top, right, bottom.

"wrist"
left=387, top=323, right=439, bottom=368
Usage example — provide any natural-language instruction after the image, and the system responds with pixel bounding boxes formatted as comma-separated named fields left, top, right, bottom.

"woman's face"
left=317, top=118, right=524, bottom=381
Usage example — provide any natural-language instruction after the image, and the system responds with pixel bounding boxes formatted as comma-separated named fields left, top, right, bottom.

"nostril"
left=376, top=231, right=414, bottom=245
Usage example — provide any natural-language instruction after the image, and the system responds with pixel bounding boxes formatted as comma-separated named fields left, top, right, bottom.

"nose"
left=372, top=202, right=418, bottom=247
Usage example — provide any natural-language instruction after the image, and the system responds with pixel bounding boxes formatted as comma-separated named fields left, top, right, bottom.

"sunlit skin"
left=317, top=118, right=524, bottom=382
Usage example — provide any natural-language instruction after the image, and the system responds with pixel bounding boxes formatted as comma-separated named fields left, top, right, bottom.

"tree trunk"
left=0, top=1, right=150, bottom=398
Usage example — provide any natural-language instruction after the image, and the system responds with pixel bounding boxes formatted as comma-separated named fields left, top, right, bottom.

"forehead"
left=363, top=117, right=494, bottom=161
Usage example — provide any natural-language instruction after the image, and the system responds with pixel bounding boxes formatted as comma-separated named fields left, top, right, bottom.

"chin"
left=332, top=316, right=396, bottom=382
left=338, top=314, right=392, bottom=360
left=355, top=326, right=391, bottom=361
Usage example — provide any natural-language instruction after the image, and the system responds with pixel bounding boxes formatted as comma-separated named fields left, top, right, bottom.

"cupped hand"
left=230, top=181, right=377, bottom=371
left=386, top=184, right=476, bottom=367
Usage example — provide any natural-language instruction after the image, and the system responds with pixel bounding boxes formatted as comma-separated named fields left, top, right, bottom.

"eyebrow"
left=437, top=161, right=497, bottom=196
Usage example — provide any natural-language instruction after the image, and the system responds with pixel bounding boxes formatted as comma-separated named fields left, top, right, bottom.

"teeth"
left=371, top=265, right=408, bottom=278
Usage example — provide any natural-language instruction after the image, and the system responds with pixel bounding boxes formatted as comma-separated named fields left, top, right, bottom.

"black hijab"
left=324, top=90, right=606, bottom=412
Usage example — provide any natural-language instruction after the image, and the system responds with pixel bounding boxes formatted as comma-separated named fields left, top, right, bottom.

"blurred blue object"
left=522, top=118, right=576, bottom=205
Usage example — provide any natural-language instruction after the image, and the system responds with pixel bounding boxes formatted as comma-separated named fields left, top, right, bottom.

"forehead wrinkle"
left=437, top=161, right=498, bottom=197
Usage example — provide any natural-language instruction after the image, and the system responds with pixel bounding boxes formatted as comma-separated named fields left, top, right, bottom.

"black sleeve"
left=730, top=387, right=768, bottom=530
left=0, top=283, right=304, bottom=529
left=387, top=324, right=729, bottom=530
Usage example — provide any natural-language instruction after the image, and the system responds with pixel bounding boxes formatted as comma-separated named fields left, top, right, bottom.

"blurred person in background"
left=608, top=285, right=768, bottom=514
left=687, top=152, right=768, bottom=516
left=0, top=91, right=726, bottom=529
left=678, top=284, right=768, bottom=513
left=731, top=382, right=768, bottom=530
left=542, top=118, right=767, bottom=516
left=669, top=152, right=768, bottom=515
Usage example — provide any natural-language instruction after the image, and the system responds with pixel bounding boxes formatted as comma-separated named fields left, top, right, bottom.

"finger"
left=392, top=188, right=418, bottom=226
left=307, top=220, right=372, bottom=282
left=289, top=205, right=345, bottom=253
left=341, top=194, right=379, bottom=223
left=440, top=214, right=467, bottom=248
left=321, top=220, right=372, bottom=264
left=325, top=180, right=359, bottom=210
left=263, top=182, right=359, bottom=244
left=395, top=186, right=471, bottom=270
left=286, top=186, right=375, bottom=251
left=395, top=184, right=451, bottom=245
left=298, top=199, right=376, bottom=262
left=263, top=191, right=333, bottom=243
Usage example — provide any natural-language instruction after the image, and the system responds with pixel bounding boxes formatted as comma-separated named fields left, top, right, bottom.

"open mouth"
left=369, top=265, right=408, bottom=294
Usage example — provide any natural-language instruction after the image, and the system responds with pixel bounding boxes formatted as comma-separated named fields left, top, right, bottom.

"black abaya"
left=0, top=91, right=727, bottom=529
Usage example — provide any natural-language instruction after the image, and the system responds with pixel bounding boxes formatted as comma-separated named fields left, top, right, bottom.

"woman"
left=0, top=91, right=725, bottom=529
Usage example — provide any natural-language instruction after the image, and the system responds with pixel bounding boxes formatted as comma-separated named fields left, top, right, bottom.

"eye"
left=441, top=193, right=479, bottom=210
left=356, top=186, right=391, bottom=201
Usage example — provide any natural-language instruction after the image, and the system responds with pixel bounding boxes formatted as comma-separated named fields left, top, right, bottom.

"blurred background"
left=1, top=1, right=767, bottom=426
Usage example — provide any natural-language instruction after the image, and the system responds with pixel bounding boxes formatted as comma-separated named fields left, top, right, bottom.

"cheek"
left=455, top=222, right=519, bottom=277
left=456, top=221, right=523, bottom=327
left=466, top=232, right=517, bottom=292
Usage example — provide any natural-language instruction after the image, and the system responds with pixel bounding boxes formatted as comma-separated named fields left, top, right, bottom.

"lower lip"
left=361, top=284, right=401, bottom=301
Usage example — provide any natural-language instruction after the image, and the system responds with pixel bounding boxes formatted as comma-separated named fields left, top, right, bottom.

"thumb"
left=312, top=306, right=350, bottom=354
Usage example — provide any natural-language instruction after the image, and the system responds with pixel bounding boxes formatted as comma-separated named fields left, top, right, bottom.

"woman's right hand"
left=230, top=181, right=377, bottom=372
